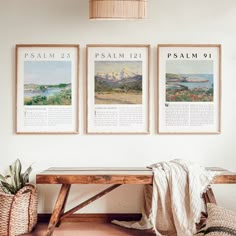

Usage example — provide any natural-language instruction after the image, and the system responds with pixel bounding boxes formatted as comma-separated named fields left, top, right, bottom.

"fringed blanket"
left=113, top=159, right=217, bottom=236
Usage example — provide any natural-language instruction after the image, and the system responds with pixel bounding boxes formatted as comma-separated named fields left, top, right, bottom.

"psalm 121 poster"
left=86, top=45, right=150, bottom=134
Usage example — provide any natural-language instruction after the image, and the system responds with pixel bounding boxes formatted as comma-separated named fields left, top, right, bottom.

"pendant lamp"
left=89, top=0, right=147, bottom=20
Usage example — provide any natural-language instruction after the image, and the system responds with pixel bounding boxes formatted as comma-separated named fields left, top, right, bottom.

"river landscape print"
left=95, top=61, right=142, bottom=104
left=166, top=60, right=214, bottom=102
left=24, top=61, right=72, bottom=105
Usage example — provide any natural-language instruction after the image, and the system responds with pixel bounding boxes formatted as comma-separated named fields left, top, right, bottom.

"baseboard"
left=38, top=213, right=142, bottom=223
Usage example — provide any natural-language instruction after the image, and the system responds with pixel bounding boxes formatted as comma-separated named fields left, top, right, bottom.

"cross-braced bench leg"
left=196, top=187, right=217, bottom=231
left=46, top=184, right=71, bottom=236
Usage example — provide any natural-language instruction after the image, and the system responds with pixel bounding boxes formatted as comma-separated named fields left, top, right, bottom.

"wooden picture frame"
left=157, top=44, right=221, bottom=134
left=86, top=44, right=150, bottom=134
left=16, top=44, right=79, bottom=134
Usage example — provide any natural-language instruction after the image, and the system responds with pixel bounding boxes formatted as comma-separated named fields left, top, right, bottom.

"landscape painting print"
left=158, top=44, right=221, bottom=134
left=166, top=60, right=213, bottom=102
left=95, top=61, right=142, bottom=104
left=87, top=45, right=150, bottom=134
left=24, top=61, right=72, bottom=106
left=16, top=44, right=79, bottom=134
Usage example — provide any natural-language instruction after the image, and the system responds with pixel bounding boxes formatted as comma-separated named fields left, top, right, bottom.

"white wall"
left=0, top=0, right=236, bottom=214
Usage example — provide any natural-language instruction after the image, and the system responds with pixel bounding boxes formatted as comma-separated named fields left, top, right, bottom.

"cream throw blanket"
left=112, top=159, right=217, bottom=236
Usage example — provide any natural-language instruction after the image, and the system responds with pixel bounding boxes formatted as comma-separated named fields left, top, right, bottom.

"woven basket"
left=0, top=184, right=38, bottom=236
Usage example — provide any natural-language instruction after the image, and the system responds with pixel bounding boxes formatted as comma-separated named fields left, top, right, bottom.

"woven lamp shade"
left=89, top=0, right=147, bottom=19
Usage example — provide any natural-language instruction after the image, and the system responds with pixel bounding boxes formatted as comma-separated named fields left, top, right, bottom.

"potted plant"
left=0, top=159, right=37, bottom=236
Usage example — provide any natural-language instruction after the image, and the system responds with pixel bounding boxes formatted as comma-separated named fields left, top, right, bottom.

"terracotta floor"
left=24, top=222, right=155, bottom=236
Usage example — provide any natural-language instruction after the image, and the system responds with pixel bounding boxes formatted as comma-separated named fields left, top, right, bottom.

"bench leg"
left=196, top=187, right=217, bottom=231
left=56, top=184, right=71, bottom=227
left=46, top=184, right=71, bottom=236
left=202, top=188, right=217, bottom=204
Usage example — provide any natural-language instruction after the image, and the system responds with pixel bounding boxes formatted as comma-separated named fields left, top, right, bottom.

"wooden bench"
left=36, top=167, right=236, bottom=236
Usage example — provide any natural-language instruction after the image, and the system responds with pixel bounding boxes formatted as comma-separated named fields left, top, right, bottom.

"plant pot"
left=0, top=184, right=38, bottom=236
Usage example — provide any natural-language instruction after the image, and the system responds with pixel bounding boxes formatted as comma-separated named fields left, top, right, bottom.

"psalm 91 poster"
left=158, top=44, right=221, bottom=134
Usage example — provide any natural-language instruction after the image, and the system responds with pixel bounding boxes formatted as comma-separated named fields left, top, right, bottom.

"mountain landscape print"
left=166, top=60, right=214, bottom=102
left=95, top=61, right=142, bottom=104
left=24, top=61, right=72, bottom=105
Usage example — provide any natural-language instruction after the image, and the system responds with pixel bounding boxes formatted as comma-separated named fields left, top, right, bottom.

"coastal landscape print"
left=95, top=61, right=142, bottom=104
left=24, top=61, right=72, bottom=105
left=166, top=60, right=214, bottom=102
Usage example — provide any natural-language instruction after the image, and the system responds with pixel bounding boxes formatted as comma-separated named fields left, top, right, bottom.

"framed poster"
left=86, top=45, right=150, bottom=134
left=16, top=44, right=79, bottom=134
left=158, top=44, right=221, bottom=134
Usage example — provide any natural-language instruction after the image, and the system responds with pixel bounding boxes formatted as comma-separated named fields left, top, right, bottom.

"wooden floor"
left=24, top=222, right=155, bottom=236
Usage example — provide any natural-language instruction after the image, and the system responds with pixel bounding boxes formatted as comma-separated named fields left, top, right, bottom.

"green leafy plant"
left=0, top=159, right=32, bottom=194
